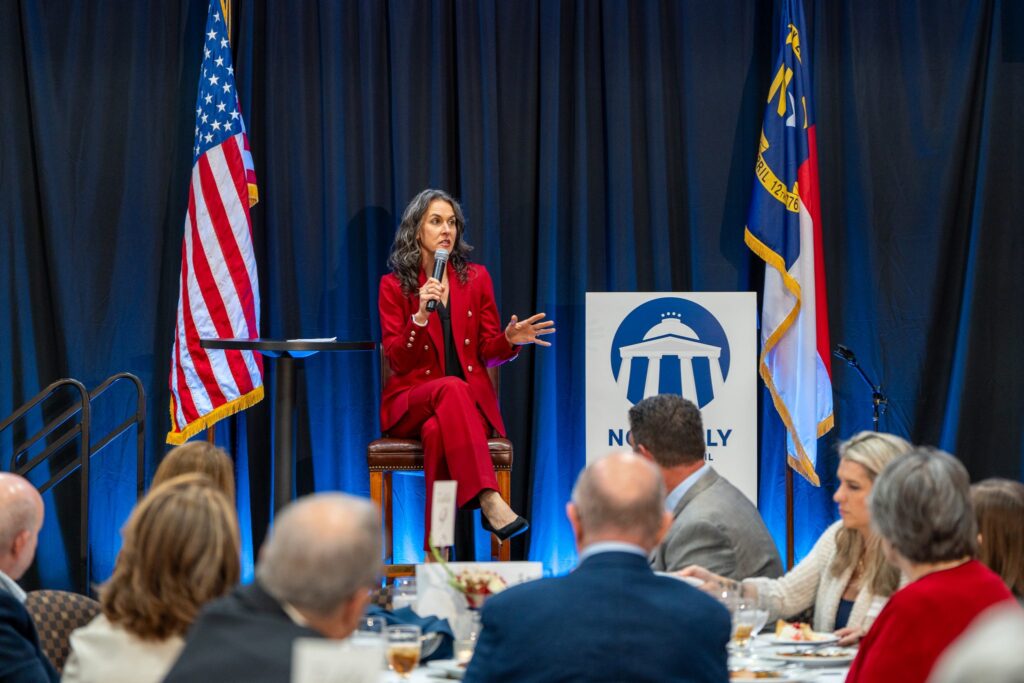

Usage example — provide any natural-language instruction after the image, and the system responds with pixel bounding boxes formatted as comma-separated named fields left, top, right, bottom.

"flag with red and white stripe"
left=167, top=0, right=262, bottom=444
left=744, top=0, right=833, bottom=485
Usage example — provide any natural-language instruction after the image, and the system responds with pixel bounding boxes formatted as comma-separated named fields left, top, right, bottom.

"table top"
left=200, top=338, right=376, bottom=353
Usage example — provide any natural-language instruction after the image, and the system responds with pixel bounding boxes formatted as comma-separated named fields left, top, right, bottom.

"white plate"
left=765, top=647, right=856, bottom=667
left=730, top=671, right=814, bottom=683
left=768, top=632, right=839, bottom=646
left=425, top=659, right=467, bottom=679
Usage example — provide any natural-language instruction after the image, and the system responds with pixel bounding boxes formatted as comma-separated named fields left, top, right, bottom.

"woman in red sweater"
left=846, top=448, right=1016, bottom=683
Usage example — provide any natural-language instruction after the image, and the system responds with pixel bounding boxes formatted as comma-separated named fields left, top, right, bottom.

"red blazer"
left=378, top=263, right=519, bottom=435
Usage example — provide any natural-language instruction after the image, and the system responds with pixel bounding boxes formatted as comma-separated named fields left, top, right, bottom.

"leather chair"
left=23, top=589, right=101, bottom=673
left=367, top=346, right=513, bottom=578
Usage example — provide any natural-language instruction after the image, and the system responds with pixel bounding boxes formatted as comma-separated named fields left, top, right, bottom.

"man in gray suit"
left=629, top=394, right=783, bottom=579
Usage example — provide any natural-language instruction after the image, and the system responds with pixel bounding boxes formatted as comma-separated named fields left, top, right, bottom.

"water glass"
left=454, top=610, right=483, bottom=665
left=352, top=614, right=386, bottom=652
left=386, top=624, right=422, bottom=678
left=727, top=595, right=761, bottom=653
left=391, top=576, right=417, bottom=611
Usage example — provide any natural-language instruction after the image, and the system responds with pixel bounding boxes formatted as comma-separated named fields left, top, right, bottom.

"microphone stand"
left=833, top=345, right=888, bottom=431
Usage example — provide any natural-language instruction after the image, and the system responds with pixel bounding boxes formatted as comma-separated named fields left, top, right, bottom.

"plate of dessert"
left=729, top=667, right=815, bottom=682
left=769, top=620, right=839, bottom=645
left=765, top=647, right=857, bottom=667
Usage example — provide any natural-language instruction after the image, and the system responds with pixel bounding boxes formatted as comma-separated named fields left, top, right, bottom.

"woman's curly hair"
left=387, top=188, right=474, bottom=295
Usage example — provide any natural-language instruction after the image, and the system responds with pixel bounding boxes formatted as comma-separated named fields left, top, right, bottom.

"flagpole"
left=786, top=465, right=794, bottom=569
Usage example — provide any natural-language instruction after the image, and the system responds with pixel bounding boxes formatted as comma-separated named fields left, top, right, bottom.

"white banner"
left=585, top=292, right=758, bottom=503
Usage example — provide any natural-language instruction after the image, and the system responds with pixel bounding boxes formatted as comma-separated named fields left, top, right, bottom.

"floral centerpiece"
left=430, top=546, right=507, bottom=609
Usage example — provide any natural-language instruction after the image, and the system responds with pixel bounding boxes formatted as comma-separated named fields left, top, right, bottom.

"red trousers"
left=388, top=376, right=499, bottom=549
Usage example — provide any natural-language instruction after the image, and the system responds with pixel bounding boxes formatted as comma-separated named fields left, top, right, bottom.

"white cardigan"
left=62, top=614, right=184, bottom=683
left=743, top=520, right=890, bottom=633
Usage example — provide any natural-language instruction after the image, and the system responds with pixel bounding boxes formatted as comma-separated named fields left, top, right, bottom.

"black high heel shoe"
left=481, top=515, right=530, bottom=542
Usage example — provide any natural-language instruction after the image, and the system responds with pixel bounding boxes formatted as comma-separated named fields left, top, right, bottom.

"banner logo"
left=610, top=297, right=730, bottom=408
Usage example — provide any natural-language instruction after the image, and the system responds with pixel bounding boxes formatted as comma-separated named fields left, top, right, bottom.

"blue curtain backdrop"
left=2, top=0, right=1022, bottom=589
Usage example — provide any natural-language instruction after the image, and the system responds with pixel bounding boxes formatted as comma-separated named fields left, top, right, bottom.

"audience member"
left=464, top=451, right=731, bottom=683
left=62, top=474, right=240, bottom=683
left=683, top=431, right=912, bottom=644
left=971, top=478, right=1024, bottom=601
left=928, top=602, right=1024, bottom=683
left=151, top=441, right=235, bottom=501
left=0, top=472, right=57, bottom=683
left=163, top=492, right=382, bottom=683
left=845, top=448, right=1016, bottom=683
left=629, top=394, right=782, bottom=578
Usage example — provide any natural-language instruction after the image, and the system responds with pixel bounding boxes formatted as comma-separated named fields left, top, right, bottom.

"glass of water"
left=391, top=576, right=417, bottom=611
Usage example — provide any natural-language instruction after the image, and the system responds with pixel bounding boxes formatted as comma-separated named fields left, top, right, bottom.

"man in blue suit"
left=0, top=473, right=58, bottom=683
left=464, top=452, right=731, bottom=683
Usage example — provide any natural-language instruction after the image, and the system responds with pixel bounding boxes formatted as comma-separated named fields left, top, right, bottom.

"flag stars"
left=201, top=113, right=209, bottom=124
left=222, top=83, right=231, bottom=94
left=227, top=66, right=234, bottom=75
left=214, top=12, right=221, bottom=22
left=220, top=38, right=228, bottom=48
left=230, top=110, right=240, bottom=120
left=215, top=56, right=224, bottom=67
left=217, top=102, right=227, bottom=112
left=204, top=133, right=214, bottom=143
left=211, top=120, right=221, bottom=131
left=208, top=74, right=219, bottom=86
left=207, top=29, right=217, bottom=40
left=204, top=47, right=211, bottom=58
left=204, top=94, right=213, bottom=104
left=223, top=121, right=233, bottom=131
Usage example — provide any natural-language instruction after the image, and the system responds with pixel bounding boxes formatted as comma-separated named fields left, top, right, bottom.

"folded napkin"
left=366, top=605, right=454, bottom=662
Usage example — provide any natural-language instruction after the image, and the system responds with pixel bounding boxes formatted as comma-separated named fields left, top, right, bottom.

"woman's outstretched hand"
left=505, top=313, right=556, bottom=346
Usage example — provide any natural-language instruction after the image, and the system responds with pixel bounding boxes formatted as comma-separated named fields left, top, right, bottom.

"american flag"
left=744, top=0, right=833, bottom=485
left=167, top=0, right=263, bottom=444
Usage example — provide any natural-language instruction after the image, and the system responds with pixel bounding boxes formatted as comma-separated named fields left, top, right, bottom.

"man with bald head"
left=464, top=452, right=730, bottom=683
left=0, top=472, right=58, bottom=682
left=164, top=492, right=382, bottom=683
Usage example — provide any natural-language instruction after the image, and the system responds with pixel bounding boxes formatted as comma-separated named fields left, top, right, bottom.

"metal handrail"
left=0, top=373, right=146, bottom=594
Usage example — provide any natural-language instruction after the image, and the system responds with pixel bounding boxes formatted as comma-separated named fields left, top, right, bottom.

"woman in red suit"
left=378, top=189, right=554, bottom=546
left=845, top=448, right=1016, bottom=683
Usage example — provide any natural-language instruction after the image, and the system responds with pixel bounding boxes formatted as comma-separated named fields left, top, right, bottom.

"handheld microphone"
left=425, top=248, right=449, bottom=313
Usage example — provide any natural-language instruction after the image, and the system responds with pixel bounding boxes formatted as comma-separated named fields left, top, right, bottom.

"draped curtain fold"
left=1, top=0, right=1020, bottom=587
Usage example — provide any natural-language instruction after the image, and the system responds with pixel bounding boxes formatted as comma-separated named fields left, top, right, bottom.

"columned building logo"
left=610, top=297, right=731, bottom=408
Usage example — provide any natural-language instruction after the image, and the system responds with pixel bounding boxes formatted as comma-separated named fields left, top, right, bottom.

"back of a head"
left=628, top=394, right=705, bottom=467
left=870, top=447, right=977, bottom=565
left=153, top=442, right=235, bottom=502
left=838, top=431, right=914, bottom=481
left=0, top=473, right=43, bottom=579
left=0, top=472, right=41, bottom=544
left=571, top=451, right=666, bottom=547
left=971, top=478, right=1024, bottom=598
left=101, top=473, right=241, bottom=641
left=256, top=493, right=381, bottom=617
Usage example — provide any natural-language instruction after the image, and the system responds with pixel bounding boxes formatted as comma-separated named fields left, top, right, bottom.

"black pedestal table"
left=200, top=338, right=375, bottom=515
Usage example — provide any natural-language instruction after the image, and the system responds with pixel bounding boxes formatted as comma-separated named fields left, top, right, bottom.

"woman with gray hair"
left=378, top=189, right=554, bottom=546
left=681, top=431, right=912, bottom=644
left=846, top=448, right=1016, bottom=683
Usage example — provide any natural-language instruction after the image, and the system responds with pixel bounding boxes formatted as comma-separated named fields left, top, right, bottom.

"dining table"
left=731, top=633, right=853, bottom=681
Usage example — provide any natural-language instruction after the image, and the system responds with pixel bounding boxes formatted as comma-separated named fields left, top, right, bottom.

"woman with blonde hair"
left=62, top=474, right=240, bottom=683
left=971, top=478, right=1024, bottom=601
left=681, top=431, right=913, bottom=645
left=151, top=441, right=235, bottom=501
